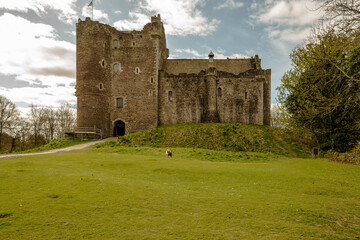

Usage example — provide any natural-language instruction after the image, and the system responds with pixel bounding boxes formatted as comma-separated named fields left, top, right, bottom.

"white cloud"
left=0, top=86, right=76, bottom=108
left=0, top=13, right=76, bottom=108
left=114, top=12, right=150, bottom=30
left=266, top=26, right=312, bottom=43
left=251, top=0, right=324, bottom=48
left=175, top=49, right=203, bottom=58
left=82, top=5, right=109, bottom=22
left=114, top=0, right=220, bottom=36
left=214, top=0, right=244, bottom=10
left=258, top=0, right=322, bottom=26
left=0, top=0, right=78, bottom=24
left=174, top=49, right=249, bottom=59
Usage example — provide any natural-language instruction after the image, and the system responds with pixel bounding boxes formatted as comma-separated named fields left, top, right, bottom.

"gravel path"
left=0, top=137, right=115, bottom=160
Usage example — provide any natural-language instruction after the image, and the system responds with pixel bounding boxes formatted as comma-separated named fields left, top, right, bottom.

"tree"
left=56, top=103, right=76, bottom=139
left=42, top=108, right=57, bottom=142
left=277, top=30, right=360, bottom=152
left=319, top=0, right=360, bottom=32
left=28, top=105, right=46, bottom=147
left=0, top=96, right=20, bottom=150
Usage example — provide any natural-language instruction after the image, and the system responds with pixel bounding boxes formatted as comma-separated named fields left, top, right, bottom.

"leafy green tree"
left=277, top=30, right=360, bottom=152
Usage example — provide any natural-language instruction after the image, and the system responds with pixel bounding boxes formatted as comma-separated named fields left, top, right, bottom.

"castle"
left=75, top=15, right=271, bottom=138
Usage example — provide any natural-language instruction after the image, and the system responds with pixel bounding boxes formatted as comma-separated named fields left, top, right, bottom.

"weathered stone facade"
left=76, top=15, right=271, bottom=137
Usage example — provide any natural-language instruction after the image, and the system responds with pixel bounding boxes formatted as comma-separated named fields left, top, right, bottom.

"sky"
left=0, top=0, right=324, bottom=114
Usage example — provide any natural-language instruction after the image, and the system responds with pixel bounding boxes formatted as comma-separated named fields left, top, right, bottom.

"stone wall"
left=158, top=68, right=269, bottom=126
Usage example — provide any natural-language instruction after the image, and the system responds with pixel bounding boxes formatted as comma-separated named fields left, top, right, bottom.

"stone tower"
left=76, top=15, right=168, bottom=137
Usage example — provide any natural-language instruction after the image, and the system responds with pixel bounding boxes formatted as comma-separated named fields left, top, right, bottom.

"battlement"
left=151, top=14, right=161, bottom=22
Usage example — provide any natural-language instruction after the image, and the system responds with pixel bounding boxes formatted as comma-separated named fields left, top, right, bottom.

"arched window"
left=168, top=91, right=173, bottom=101
left=116, top=97, right=124, bottom=108
left=113, top=63, right=120, bottom=73
left=113, top=40, right=118, bottom=49
left=217, top=87, right=222, bottom=97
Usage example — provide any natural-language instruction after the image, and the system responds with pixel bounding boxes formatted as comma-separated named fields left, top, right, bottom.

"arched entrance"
left=113, top=120, right=125, bottom=137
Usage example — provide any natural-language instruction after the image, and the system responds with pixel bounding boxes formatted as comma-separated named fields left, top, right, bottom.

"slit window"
left=168, top=91, right=173, bottom=101
left=150, top=77, right=154, bottom=83
left=113, top=63, right=120, bottom=73
left=135, top=67, right=140, bottom=74
left=149, top=89, right=153, bottom=96
left=217, top=87, right=222, bottom=97
left=101, top=60, right=105, bottom=67
left=245, top=91, right=248, bottom=99
left=99, top=83, right=103, bottom=90
left=116, top=97, right=124, bottom=108
left=113, top=40, right=118, bottom=49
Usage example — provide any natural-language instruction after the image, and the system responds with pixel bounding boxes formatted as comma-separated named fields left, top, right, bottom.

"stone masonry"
left=75, top=15, right=271, bottom=137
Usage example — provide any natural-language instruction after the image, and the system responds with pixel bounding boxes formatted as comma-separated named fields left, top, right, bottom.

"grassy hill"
left=98, top=123, right=312, bottom=157
left=0, top=147, right=359, bottom=239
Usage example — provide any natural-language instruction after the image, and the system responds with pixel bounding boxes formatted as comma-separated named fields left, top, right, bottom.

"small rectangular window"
left=113, top=40, right=118, bottom=49
left=168, top=91, right=173, bottom=101
left=116, top=97, right=123, bottom=108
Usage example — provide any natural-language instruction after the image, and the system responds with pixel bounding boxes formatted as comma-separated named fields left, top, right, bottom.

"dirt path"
left=0, top=138, right=115, bottom=160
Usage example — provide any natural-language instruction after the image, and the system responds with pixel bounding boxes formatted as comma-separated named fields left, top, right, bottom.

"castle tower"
left=76, top=17, right=111, bottom=135
left=76, top=15, right=168, bottom=137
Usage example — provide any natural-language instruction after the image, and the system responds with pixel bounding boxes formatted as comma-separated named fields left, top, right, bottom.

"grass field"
left=0, top=146, right=359, bottom=239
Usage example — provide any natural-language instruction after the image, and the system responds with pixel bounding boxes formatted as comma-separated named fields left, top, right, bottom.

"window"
left=101, top=60, right=105, bottom=67
left=116, top=97, right=124, bottom=108
left=99, top=83, right=103, bottom=90
left=113, top=40, right=118, bottom=49
left=168, top=91, right=173, bottom=101
left=132, top=42, right=136, bottom=46
left=149, top=89, right=153, bottom=96
left=113, top=63, right=120, bottom=73
left=245, top=91, right=248, bottom=100
left=217, top=87, right=222, bottom=97
left=150, top=77, right=154, bottom=83
left=135, top=67, right=140, bottom=74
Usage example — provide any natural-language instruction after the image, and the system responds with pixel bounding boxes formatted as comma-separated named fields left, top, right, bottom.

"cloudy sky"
left=0, top=0, right=324, bottom=113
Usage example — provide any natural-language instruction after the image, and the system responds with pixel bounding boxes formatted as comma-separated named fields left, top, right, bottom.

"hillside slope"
left=99, top=123, right=312, bottom=157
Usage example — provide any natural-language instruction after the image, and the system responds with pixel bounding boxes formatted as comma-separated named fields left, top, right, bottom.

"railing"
left=65, top=127, right=103, bottom=139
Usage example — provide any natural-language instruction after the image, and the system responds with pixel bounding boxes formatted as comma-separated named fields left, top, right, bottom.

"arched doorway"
left=113, top=120, right=125, bottom=137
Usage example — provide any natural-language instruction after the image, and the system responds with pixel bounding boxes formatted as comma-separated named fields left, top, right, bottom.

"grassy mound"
left=98, top=123, right=312, bottom=157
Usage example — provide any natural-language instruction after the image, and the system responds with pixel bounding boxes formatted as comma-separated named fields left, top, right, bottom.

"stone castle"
left=75, top=15, right=271, bottom=137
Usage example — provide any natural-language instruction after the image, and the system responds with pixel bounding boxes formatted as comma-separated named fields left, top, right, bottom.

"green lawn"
left=0, top=147, right=359, bottom=239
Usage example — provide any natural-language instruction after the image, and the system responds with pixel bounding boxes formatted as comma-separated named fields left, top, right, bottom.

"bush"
left=326, top=142, right=360, bottom=165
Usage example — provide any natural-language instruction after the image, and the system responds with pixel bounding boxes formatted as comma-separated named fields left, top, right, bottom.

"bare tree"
left=8, top=117, right=31, bottom=152
left=28, top=105, right=46, bottom=146
left=0, top=96, right=20, bottom=149
left=56, top=103, right=76, bottom=138
left=319, top=0, right=360, bottom=31
left=42, top=108, right=57, bottom=142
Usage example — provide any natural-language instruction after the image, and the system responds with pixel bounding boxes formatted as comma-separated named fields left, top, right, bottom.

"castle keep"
left=75, top=15, right=271, bottom=137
